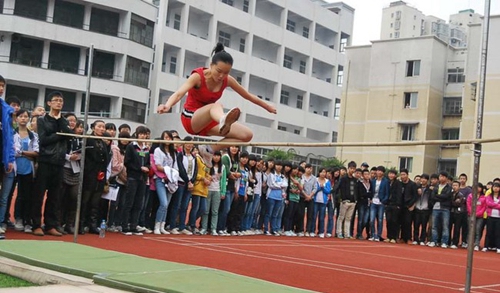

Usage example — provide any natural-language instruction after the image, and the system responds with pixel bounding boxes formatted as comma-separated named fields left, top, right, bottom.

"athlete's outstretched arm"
left=157, top=74, right=201, bottom=113
left=228, top=76, right=277, bottom=114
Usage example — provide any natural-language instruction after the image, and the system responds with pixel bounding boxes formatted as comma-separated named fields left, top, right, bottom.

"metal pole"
left=339, top=60, right=351, bottom=161
left=73, top=44, right=94, bottom=243
left=464, top=1, right=490, bottom=292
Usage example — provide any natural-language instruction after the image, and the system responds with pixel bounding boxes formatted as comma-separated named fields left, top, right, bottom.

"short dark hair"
left=240, top=151, right=249, bottom=158
left=388, top=169, right=398, bottom=175
left=400, top=168, right=409, bottom=175
left=305, top=163, right=312, bottom=168
left=135, top=126, right=148, bottom=135
left=493, top=178, right=500, bottom=182
left=118, top=123, right=131, bottom=132
left=46, top=91, right=63, bottom=101
left=370, top=166, right=378, bottom=171
left=355, top=168, right=362, bottom=173
left=16, top=109, right=30, bottom=118
left=298, top=166, right=305, bottom=173
left=376, top=166, right=386, bottom=173
left=347, top=161, right=357, bottom=168
left=362, top=169, right=370, bottom=174
left=105, top=123, right=117, bottom=131
left=439, top=171, right=449, bottom=178
left=6, top=96, right=21, bottom=106
left=421, top=173, right=430, bottom=180
left=459, top=173, right=468, bottom=180
left=430, top=173, right=439, bottom=180
left=64, top=113, right=77, bottom=120
left=0, top=75, right=5, bottom=84
left=452, top=180, right=460, bottom=186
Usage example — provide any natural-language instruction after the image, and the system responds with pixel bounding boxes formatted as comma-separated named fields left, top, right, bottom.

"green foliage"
left=0, top=273, right=35, bottom=288
left=264, top=148, right=295, bottom=161
left=321, top=157, right=346, bottom=169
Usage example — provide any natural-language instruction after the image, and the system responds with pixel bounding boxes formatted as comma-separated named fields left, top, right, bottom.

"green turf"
left=0, top=240, right=313, bottom=293
left=0, top=273, right=35, bottom=288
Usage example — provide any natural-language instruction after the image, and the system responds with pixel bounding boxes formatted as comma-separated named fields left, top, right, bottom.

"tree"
left=264, top=148, right=294, bottom=161
left=321, top=157, right=346, bottom=169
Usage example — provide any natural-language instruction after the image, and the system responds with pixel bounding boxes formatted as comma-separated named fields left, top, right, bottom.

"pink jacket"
left=485, top=195, right=500, bottom=217
left=467, top=193, right=487, bottom=218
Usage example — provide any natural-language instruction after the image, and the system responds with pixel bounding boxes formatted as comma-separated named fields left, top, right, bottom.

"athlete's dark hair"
left=211, top=42, right=233, bottom=66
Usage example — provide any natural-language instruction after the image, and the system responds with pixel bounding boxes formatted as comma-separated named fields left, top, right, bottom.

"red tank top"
left=183, top=67, right=228, bottom=111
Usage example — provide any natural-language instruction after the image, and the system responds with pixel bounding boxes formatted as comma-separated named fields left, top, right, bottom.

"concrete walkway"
left=0, top=257, right=130, bottom=293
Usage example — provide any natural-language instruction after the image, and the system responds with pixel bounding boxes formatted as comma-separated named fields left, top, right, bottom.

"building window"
left=438, top=160, right=457, bottom=177
left=251, top=147, right=271, bottom=156
left=442, top=128, right=460, bottom=140
left=299, top=60, right=306, bottom=74
left=89, top=7, right=119, bottom=37
left=218, top=31, right=231, bottom=47
left=5, top=85, right=39, bottom=111
left=239, top=38, right=245, bottom=53
left=236, top=76, right=242, bottom=84
left=278, top=125, right=287, bottom=131
left=390, top=23, right=393, bottom=28
left=404, top=92, right=418, bottom=108
left=9, top=36, right=44, bottom=68
left=337, top=66, right=344, bottom=86
left=286, top=19, right=296, bottom=32
left=294, top=129, right=301, bottom=135
left=122, top=98, right=146, bottom=123
left=470, top=82, right=477, bottom=101
left=448, top=68, right=465, bottom=83
left=406, top=60, right=420, bottom=77
left=340, top=37, right=347, bottom=52
left=280, top=90, right=289, bottom=105
left=53, top=0, right=84, bottom=28
left=173, top=14, right=181, bottom=30
left=81, top=94, right=111, bottom=117
left=221, top=0, right=234, bottom=6
left=443, top=97, right=462, bottom=115
left=391, top=12, right=394, bottom=18
left=296, top=95, right=303, bottom=109
left=323, top=111, right=328, bottom=117
left=394, top=32, right=400, bottom=38
left=48, top=43, right=80, bottom=74
left=14, top=0, right=47, bottom=21
left=303, top=27, right=309, bottom=38
left=243, top=0, right=249, bottom=12
left=334, top=98, right=341, bottom=120
left=390, top=33, right=393, bottom=38
left=399, top=157, right=413, bottom=172
left=130, top=14, right=154, bottom=47
left=400, top=124, right=416, bottom=141
left=332, top=131, right=338, bottom=143
left=169, top=56, right=177, bottom=74
left=125, top=56, right=150, bottom=88
left=283, top=55, right=292, bottom=69
left=396, top=11, right=401, bottom=19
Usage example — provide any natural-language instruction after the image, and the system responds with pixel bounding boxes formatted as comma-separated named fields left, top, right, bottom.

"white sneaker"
left=136, top=226, right=146, bottom=232
left=482, top=247, right=488, bottom=252
left=441, top=244, right=448, bottom=249
left=273, top=232, right=280, bottom=237
left=474, top=246, right=479, bottom=251
left=231, top=231, right=237, bottom=236
left=297, top=232, right=304, bottom=237
left=199, top=145, right=214, bottom=168
left=211, top=230, right=218, bottom=236
left=428, top=242, right=436, bottom=247
left=319, top=233, right=325, bottom=238
left=144, top=228, right=153, bottom=234
left=450, top=245, right=458, bottom=249
left=181, top=229, right=193, bottom=235
left=326, top=233, right=332, bottom=238
left=199, top=229, right=207, bottom=235
left=310, top=233, right=316, bottom=237
left=305, top=232, right=310, bottom=237
left=374, top=238, right=380, bottom=242
left=218, top=230, right=225, bottom=236
left=219, top=107, right=241, bottom=136
left=290, top=231, right=297, bottom=237
left=412, top=241, right=418, bottom=245
left=497, top=249, right=500, bottom=254
left=420, top=242, right=426, bottom=246
left=0, top=227, right=5, bottom=234
left=24, top=225, right=32, bottom=233
left=14, top=219, right=24, bottom=231
left=368, top=237, right=374, bottom=241
left=284, top=231, right=291, bottom=237
left=170, top=228, right=180, bottom=235
left=237, top=231, right=244, bottom=236
left=265, top=231, right=272, bottom=236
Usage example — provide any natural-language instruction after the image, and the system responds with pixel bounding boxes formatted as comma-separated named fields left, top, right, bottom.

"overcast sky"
left=326, top=0, right=500, bottom=45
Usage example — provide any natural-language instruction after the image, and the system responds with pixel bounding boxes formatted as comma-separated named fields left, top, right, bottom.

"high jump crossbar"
left=56, top=132, right=500, bottom=148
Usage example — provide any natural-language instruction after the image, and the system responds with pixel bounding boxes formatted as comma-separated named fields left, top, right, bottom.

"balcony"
left=187, top=6, right=210, bottom=41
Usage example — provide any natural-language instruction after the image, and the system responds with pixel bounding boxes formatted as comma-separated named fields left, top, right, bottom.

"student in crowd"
left=31, top=91, right=72, bottom=237
left=105, top=123, right=117, bottom=138
left=118, top=124, right=131, bottom=135
left=450, top=181, right=467, bottom=249
left=301, top=164, right=317, bottom=237
left=326, top=168, right=340, bottom=238
left=385, top=169, right=402, bottom=243
left=29, top=115, right=39, bottom=133
left=369, top=166, right=389, bottom=241
left=467, top=183, right=486, bottom=251
left=356, top=169, right=372, bottom=240
left=218, top=146, right=240, bottom=236
left=257, top=159, right=273, bottom=233
left=201, top=151, right=226, bottom=235
left=241, top=155, right=260, bottom=235
left=109, top=131, right=131, bottom=232
left=413, top=174, right=432, bottom=245
left=428, top=172, right=453, bottom=248
left=337, top=161, right=358, bottom=239
left=284, top=165, right=302, bottom=237
left=189, top=145, right=210, bottom=234
left=313, top=168, right=332, bottom=238
left=485, top=182, right=500, bottom=253
left=13, top=109, right=39, bottom=233
left=250, top=157, right=264, bottom=232
left=264, top=161, right=287, bottom=236
left=400, top=169, right=418, bottom=244
left=227, top=151, right=250, bottom=235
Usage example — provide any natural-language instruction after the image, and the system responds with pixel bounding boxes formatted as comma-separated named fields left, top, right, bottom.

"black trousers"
left=227, top=196, right=246, bottom=232
left=401, top=208, right=414, bottom=242
left=285, top=201, right=299, bottom=232
left=15, top=174, right=34, bottom=224
left=413, top=209, right=430, bottom=242
left=32, top=162, right=64, bottom=230
left=486, top=217, right=500, bottom=249
left=121, top=178, right=147, bottom=231
left=451, top=212, right=468, bottom=246
left=385, top=205, right=401, bottom=240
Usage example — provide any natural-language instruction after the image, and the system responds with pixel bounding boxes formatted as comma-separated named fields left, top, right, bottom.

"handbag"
left=246, top=186, right=254, bottom=202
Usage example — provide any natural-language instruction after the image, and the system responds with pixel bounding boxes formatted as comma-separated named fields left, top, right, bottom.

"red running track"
left=6, top=231, right=500, bottom=293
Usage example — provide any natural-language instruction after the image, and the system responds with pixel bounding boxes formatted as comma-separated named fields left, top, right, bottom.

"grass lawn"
left=0, top=273, right=35, bottom=288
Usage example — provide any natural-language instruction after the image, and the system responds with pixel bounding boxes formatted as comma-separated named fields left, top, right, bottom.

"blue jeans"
left=217, top=190, right=234, bottom=231
left=155, top=178, right=172, bottom=223
left=242, top=194, right=260, bottom=231
left=251, top=194, right=262, bottom=229
left=264, top=198, right=282, bottom=233
left=326, top=199, right=335, bottom=234
left=431, top=209, right=450, bottom=244
left=276, top=199, right=285, bottom=231
left=189, top=195, right=207, bottom=229
left=0, top=171, right=15, bottom=223
left=314, top=202, right=327, bottom=234
left=356, top=203, right=370, bottom=238
left=370, top=204, right=385, bottom=239
left=170, top=184, right=192, bottom=230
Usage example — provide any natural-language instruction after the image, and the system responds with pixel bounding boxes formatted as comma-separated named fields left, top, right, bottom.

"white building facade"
left=147, top=0, right=354, bottom=162
left=0, top=0, right=157, bottom=130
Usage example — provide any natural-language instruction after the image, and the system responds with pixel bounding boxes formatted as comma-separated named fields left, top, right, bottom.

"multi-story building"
left=0, top=0, right=157, bottom=130
left=147, top=0, right=354, bottom=163
left=341, top=4, right=500, bottom=181
left=381, top=1, right=480, bottom=48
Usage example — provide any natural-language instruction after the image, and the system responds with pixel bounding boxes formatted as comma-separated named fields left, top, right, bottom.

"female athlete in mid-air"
left=157, top=43, right=277, bottom=166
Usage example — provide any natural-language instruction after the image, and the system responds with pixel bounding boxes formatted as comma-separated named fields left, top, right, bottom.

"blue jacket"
left=0, top=99, right=15, bottom=169
left=371, top=177, right=390, bottom=205
left=314, top=180, right=332, bottom=204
